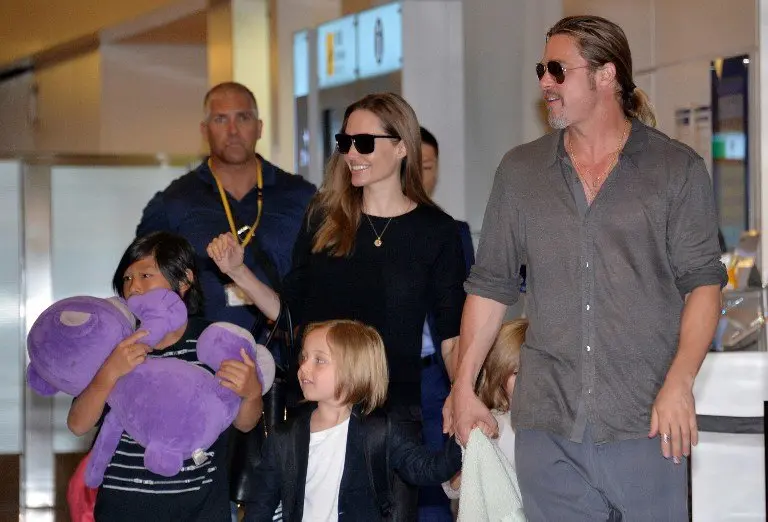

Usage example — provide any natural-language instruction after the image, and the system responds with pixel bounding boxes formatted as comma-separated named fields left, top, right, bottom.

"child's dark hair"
left=419, top=126, right=439, bottom=156
left=112, top=231, right=204, bottom=315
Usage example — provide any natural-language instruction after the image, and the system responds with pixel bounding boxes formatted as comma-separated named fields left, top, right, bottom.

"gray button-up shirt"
left=466, top=119, right=727, bottom=443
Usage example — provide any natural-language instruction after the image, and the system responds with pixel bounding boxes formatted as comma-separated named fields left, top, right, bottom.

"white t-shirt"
left=302, top=417, right=350, bottom=521
left=494, top=409, right=516, bottom=465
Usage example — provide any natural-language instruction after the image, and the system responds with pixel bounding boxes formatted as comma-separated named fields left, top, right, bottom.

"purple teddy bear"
left=26, top=288, right=275, bottom=487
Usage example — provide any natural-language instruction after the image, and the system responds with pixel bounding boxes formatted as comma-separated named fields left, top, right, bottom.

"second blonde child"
left=444, top=319, right=528, bottom=498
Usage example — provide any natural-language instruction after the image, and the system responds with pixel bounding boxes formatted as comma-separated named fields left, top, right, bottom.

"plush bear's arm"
left=85, top=411, right=123, bottom=487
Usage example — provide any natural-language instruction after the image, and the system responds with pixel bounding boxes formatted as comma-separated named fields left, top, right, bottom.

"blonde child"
left=443, top=318, right=528, bottom=499
left=244, top=319, right=462, bottom=522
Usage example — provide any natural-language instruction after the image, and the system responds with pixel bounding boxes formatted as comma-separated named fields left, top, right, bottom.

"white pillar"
left=401, top=0, right=466, bottom=220
left=207, top=0, right=274, bottom=160
left=462, top=0, right=562, bottom=233
left=232, top=0, right=272, bottom=159
left=760, top=0, right=768, bottom=281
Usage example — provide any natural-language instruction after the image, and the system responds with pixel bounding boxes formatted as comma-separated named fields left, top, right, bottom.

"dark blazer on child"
left=244, top=403, right=462, bottom=522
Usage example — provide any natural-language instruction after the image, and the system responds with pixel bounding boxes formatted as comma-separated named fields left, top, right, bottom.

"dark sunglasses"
left=335, top=133, right=399, bottom=154
left=536, top=61, right=590, bottom=84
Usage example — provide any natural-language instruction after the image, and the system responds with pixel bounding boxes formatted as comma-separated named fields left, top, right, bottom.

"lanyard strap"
left=208, top=158, right=263, bottom=248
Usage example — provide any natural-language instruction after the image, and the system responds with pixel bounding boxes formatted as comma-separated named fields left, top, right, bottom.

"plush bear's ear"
left=26, top=365, right=58, bottom=396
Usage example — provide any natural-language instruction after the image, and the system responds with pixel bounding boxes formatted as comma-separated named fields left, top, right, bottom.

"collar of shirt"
left=550, top=117, right=650, bottom=169
left=195, top=153, right=278, bottom=190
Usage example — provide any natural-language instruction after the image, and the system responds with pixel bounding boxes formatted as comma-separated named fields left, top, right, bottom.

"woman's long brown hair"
left=310, top=92, right=435, bottom=257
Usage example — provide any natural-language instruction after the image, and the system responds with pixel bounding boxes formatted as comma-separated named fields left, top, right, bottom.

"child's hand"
left=100, top=330, right=151, bottom=383
left=449, top=471, right=462, bottom=490
left=217, top=348, right=263, bottom=401
left=206, top=233, right=245, bottom=275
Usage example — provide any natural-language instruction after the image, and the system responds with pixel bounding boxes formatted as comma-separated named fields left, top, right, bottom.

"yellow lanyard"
left=208, top=158, right=263, bottom=248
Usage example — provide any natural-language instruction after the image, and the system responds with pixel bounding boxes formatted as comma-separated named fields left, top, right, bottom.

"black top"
left=283, top=204, right=466, bottom=407
left=94, top=317, right=230, bottom=522
left=244, top=404, right=462, bottom=522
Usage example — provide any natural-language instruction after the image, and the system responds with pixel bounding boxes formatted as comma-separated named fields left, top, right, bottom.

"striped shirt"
left=95, top=317, right=231, bottom=521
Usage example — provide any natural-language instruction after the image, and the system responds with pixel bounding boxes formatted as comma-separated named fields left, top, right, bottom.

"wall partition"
left=0, top=156, right=191, bottom=521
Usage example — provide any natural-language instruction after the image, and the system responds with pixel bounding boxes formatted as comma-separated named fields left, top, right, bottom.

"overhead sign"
left=293, top=30, right=309, bottom=97
left=358, top=2, right=402, bottom=79
left=317, top=15, right=357, bottom=89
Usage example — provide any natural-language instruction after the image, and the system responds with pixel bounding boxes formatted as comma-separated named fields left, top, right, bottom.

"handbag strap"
left=263, top=301, right=295, bottom=374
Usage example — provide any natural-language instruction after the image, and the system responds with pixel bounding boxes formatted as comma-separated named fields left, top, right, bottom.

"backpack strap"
left=363, top=413, right=393, bottom=519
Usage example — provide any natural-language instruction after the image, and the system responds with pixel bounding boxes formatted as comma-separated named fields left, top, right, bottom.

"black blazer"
left=244, top=404, right=461, bottom=522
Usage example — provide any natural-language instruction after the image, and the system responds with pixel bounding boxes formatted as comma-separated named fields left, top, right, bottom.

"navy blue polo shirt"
left=137, top=155, right=316, bottom=332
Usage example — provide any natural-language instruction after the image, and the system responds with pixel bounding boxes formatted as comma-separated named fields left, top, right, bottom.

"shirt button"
left=586, top=262, right=589, bottom=268
left=586, top=304, right=590, bottom=310
left=588, top=388, right=593, bottom=394
left=586, top=345, right=591, bottom=352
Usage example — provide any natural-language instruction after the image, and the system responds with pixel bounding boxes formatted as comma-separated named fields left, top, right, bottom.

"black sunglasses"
left=335, top=133, right=399, bottom=155
left=536, top=61, right=590, bottom=84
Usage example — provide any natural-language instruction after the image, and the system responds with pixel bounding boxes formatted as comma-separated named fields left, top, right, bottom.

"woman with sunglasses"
left=207, top=92, right=466, bottom=520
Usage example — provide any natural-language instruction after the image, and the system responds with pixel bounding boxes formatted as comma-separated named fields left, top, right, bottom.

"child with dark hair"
left=110, top=231, right=206, bottom=315
left=68, top=231, right=264, bottom=522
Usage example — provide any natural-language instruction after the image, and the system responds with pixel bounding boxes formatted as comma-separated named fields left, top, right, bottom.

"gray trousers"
left=515, top=426, right=688, bottom=522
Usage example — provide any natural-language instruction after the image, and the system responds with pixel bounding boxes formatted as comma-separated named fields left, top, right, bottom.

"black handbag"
left=229, top=302, right=297, bottom=504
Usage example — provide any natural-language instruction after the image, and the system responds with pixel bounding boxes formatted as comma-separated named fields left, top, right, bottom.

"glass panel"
left=711, top=55, right=750, bottom=250
left=0, top=161, right=22, bottom=454
left=50, top=165, right=186, bottom=451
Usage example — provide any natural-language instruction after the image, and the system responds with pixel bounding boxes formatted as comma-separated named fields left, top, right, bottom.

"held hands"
left=443, top=383, right=498, bottom=447
left=100, top=330, right=151, bottom=383
left=207, top=233, right=245, bottom=276
left=648, top=375, right=697, bottom=464
left=216, top=348, right=263, bottom=401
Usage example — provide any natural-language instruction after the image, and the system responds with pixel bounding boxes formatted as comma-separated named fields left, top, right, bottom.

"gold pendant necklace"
left=566, top=119, right=629, bottom=203
left=365, top=213, right=393, bottom=247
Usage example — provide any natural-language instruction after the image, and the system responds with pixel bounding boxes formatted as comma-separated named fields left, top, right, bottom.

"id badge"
left=224, top=283, right=255, bottom=307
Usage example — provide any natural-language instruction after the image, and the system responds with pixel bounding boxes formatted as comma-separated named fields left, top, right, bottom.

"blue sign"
left=317, top=15, right=357, bottom=89
left=293, top=30, right=309, bottom=97
left=357, top=2, right=402, bottom=79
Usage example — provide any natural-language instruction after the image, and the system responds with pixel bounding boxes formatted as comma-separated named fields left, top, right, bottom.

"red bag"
left=67, top=453, right=97, bottom=522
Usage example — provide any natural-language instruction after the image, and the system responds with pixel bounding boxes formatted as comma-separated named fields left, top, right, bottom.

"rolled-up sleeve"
left=667, top=156, right=728, bottom=295
left=465, top=153, right=523, bottom=305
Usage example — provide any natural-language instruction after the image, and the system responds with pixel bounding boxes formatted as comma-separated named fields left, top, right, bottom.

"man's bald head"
left=203, top=82, right=259, bottom=120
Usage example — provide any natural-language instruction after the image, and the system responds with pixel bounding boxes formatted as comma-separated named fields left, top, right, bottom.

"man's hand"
left=648, top=375, right=697, bottom=463
left=207, top=233, right=245, bottom=275
left=444, top=382, right=498, bottom=446
left=217, top=348, right=263, bottom=400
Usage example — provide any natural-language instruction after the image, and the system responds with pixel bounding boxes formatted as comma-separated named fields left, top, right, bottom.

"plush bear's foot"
left=144, top=443, right=184, bottom=477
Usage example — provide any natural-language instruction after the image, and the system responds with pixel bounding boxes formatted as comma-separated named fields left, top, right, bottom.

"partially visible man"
left=447, top=16, right=726, bottom=521
left=137, top=82, right=315, bottom=332
left=418, top=127, right=473, bottom=522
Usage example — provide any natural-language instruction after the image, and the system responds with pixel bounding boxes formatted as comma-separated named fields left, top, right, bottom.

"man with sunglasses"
left=446, top=16, right=726, bottom=521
